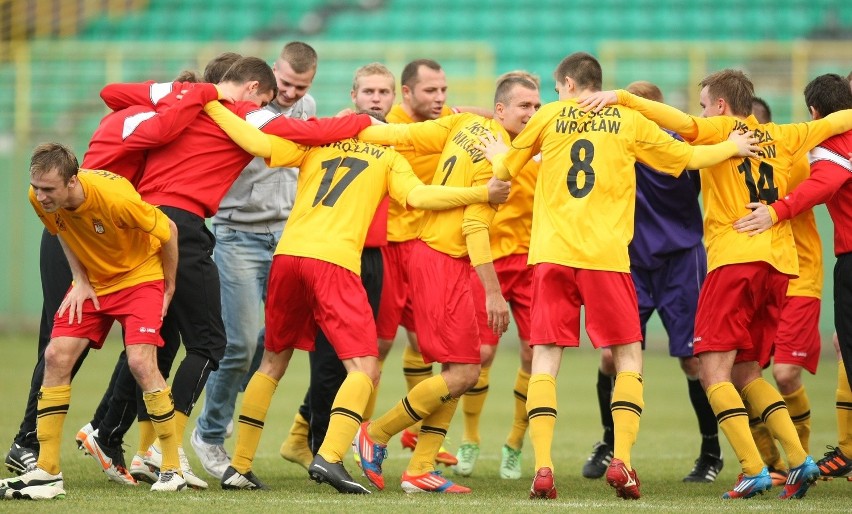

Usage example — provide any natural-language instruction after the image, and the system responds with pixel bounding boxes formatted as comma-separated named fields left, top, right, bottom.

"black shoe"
left=221, top=465, right=267, bottom=490
left=683, top=453, right=723, bottom=483
left=581, top=442, right=612, bottom=479
left=309, top=455, right=370, bottom=494
left=5, top=442, right=39, bottom=475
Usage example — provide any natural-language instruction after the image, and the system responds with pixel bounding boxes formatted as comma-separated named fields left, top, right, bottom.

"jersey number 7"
left=312, top=157, right=369, bottom=207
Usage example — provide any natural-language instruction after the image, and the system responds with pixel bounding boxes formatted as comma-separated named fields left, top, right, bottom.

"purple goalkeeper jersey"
left=629, top=131, right=704, bottom=270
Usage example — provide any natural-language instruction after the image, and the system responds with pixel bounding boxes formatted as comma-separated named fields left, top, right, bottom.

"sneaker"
left=401, top=470, right=471, bottom=493
left=221, top=465, right=266, bottom=490
left=353, top=422, right=387, bottom=490
left=129, top=454, right=158, bottom=484
left=82, top=431, right=137, bottom=486
left=308, top=454, right=370, bottom=494
left=500, top=445, right=522, bottom=480
left=279, top=434, right=312, bottom=471
left=778, top=456, right=820, bottom=499
left=0, top=467, right=65, bottom=500
left=816, top=445, right=852, bottom=480
left=606, top=458, right=641, bottom=500
left=4, top=442, right=38, bottom=475
left=768, top=466, right=789, bottom=487
left=150, top=470, right=187, bottom=492
left=721, top=467, right=772, bottom=499
left=581, top=441, right=612, bottom=479
left=529, top=467, right=557, bottom=499
left=143, top=444, right=208, bottom=490
left=75, top=423, right=94, bottom=453
left=400, top=429, right=457, bottom=466
left=683, top=453, right=724, bottom=483
left=190, top=428, right=230, bottom=480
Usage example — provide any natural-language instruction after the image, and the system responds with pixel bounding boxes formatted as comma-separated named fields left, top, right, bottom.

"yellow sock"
left=137, top=420, right=157, bottom=456
left=527, top=373, right=557, bottom=472
left=232, top=372, right=278, bottom=474
left=506, top=369, right=531, bottom=450
left=142, top=387, right=180, bottom=473
left=36, top=384, right=71, bottom=475
left=782, top=386, right=811, bottom=453
left=749, top=417, right=785, bottom=471
left=407, top=397, right=459, bottom=475
left=363, top=359, right=384, bottom=421
left=741, top=377, right=807, bottom=467
left=836, top=361, right=852, bottom=455
left=403, top=345, right=432, bottom=435
left=369, top=374, right=451, bottom=445
left=611, top=371, right=644, bottom=470
left=461, top=366, right=490, bottom=444
left=707, top=382, right=764, bottom=475
left=317, top=371, right=373, bottom=463
left=173, top=411, right=189, bottom=449
left=286, top=412, right=309, bottom=441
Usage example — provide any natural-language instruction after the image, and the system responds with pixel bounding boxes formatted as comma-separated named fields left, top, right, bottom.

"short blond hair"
left=626, top=81, right=663, bottom=102
left=496, top=70, right=540, bottom=89
left=279, top=41, right=317, bottom=73
left=352, top=62, right=395, bottom=92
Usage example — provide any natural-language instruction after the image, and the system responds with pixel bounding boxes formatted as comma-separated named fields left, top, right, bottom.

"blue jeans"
left=195, top=225, right=279, bottom=444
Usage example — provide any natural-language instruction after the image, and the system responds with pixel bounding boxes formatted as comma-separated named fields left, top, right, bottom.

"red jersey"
left=773, top=130, right=852, bottom=256
left=100, top=82, right=373, bottom=217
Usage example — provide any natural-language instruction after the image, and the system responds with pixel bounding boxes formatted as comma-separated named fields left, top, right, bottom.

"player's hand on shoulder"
left=578, top=90, right=618, bottom=113
left=728, top=130, right=760, bottom=157
left=486, top=175, right=511, bottom=204
left=475, top=131, right=508, bottom=162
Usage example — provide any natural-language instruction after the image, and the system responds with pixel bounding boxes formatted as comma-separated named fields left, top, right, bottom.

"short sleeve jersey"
left=502, top=100, right=694, bottom=272
left=267, top=137, right=422, bottom=275
left=682, top=114, right=839, bottom=276
left=490, top=157, right=538, bottom=260
left=384, top=104, right=456, bottom=242
left=30, top=170, right=172, bottom=295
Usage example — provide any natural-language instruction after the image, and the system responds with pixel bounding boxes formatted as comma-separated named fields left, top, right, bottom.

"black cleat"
left=309, top=454, right=370, bottom=494
left=4, top=442, right=38, bottom=475
left=683, top=453, right=723, bottom=483
left=220, top=465, right=267, bottom=490
left=581, top=441, right=613, bottom=479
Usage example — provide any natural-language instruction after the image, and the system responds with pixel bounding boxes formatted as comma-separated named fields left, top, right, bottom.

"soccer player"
left=454, top=70, right=541, bottom=480
left=76, top=56, right=374, bottom=488
left=580, top=68, right=852, bottom=499
left=190, top=42, right=324, bottom=480
left=732, top=73, right=852, bottom=481
left=580, top=80, right=722, bottom=485
left=200, top=89, right=509, bottom=494
left=484, top=53, right=760, bottom=500
left=0, top=143, right=182, bottom=499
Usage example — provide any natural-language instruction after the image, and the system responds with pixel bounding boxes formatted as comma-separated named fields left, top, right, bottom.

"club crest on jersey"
left=92, top=218, right=105, bottom=234
left=54, top=214, right=66, bottom=231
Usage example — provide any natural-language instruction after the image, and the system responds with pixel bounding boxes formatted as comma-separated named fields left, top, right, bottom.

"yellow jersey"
left=787, top=157, right=823, bottom=298
left=490, top=157, right=538, bottom=260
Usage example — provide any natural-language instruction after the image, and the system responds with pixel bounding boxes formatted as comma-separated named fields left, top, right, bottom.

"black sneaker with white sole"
left=581, top=441, right=613, bottom=479
left=683, top=453, right=723, bottom=483
left=221, top=465, right=267, bottom=490
left=4, top=442, right=38, bottom=475
left=309, top=455, right=370, bottom=494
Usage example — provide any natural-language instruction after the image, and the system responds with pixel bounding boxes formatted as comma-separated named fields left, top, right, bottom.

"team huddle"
left=2, top=41, right=852, bottom=503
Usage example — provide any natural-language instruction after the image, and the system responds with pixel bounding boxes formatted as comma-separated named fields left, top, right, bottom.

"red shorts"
left=471, top=253, right=533, bottom=345
left=376, top=240, right=417, bottom=340
left=529, top=263, right=641, bottom=348
left=51, top=280, right=166, bottom=349
left=760, top=295, right=821, bottom=374
left=265, top=255, right=378, bottom=360
left=409, top=241, right=480, bottom=364
left=693, top=262, right=788, bottom=363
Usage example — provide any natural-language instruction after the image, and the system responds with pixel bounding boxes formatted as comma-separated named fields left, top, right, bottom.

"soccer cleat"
left=816, top=445, right=852, bottom=480
left=721, top=467, right=772, bottom=499
left=453, top=442, right=480, bottom=477
left=190, top=428, right=230, bottom=480
left=767, top=466, right=789, bottom=487
left=581, top=441, right=613, bottom=479
left=778, top=456, right=820, bottom=499
left=82, top=431, right=137, bottom=486
left=606, top=458, right=641, bottom=500
left=500, top=444, right=522, bottom=480
left=4, top=442, right=38, bottom=475
left=220, top=465, right=266, bottom=490
left=353, top=422, right=387, bottom=490
left=401, top=470, right=471, bottom=493
left=529, top=467, right=557, bottom=499
left=279, top=433, right=312, bottom=471
left=400, top=429, right=457, bottom=466
left=150, top=470, right=187, bottom=492
left=308, top=454, right=370, bottom=494
left=0, top=466, right=65, bottom=500
left=129, top=454, right=158, bottom=484
left=683, top=453, right=724, bottom=483
left=75, top=423, right=94, bottom=453
left=143, top=444, right=208, bottom=490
